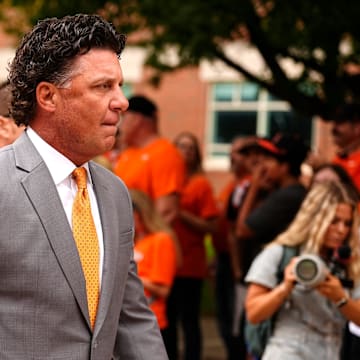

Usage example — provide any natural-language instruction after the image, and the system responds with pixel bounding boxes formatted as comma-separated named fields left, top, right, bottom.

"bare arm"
left=317, top=274, right=360, bottom=326
left=155, top=193, right=179, bottom=225
left=232, top=166, right=269, bottom=280
left=245, top=258, right=297, bottom=323
left=140, top=277, right=171, bottom=299
left=179, top=210, right=218, bottom=234
left=234, top=165, right=267, bottom=238
left=227, top=229, right=244, bottom=281
left=336, top=297, right=360, bottom=326
left=154, top=193, right=183, bottom=268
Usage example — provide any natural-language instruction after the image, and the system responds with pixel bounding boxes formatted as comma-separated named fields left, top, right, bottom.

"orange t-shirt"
left=114, top=138, right=185, bottom=200
left=134, top=232, right=177, bottom=329
left=333, top=151, right=360, bottom=191
left=174, top=174, right=219, bottom=278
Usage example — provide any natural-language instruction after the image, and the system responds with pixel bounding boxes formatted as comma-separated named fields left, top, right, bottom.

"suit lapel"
left=14, top=133, right=91, bottom=328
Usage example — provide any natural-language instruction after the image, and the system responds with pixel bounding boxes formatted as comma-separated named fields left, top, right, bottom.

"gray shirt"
left=245, top=244, right=360, bottom=360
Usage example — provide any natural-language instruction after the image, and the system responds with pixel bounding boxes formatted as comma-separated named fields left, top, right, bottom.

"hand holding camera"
left=293, top=245, right=353, bottom=289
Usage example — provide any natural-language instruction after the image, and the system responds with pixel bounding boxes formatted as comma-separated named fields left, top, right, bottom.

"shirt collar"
left=26, top=127, right=92, bottom=186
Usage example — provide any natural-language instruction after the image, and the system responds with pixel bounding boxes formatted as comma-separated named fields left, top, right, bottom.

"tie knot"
left=72, top=167, right=88, bottom=189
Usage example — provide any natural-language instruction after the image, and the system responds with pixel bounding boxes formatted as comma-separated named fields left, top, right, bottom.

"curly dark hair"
left=9, top=14, right=126, bottom=126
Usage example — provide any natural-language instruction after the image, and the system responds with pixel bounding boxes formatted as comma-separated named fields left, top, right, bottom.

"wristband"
left=335, top=296, right=349, bottom=308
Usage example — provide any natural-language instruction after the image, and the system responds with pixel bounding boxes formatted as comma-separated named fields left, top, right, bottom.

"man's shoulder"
left=146, top=137, right=185, bottom=169
left=146, top=137, right=179, bottom=157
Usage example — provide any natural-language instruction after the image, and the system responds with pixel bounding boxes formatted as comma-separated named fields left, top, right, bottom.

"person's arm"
left=153, top=200, right=183, bottom=268
left=141, top=277, right=171, bottom=299
left=155, top=193, right=179, bottom=225
left=337, top=297, right=360, bottom=326
left=227, top=230, right=245, bottom=281
left=317, top=273, right=360, bottom=326
left=229, top=214, right=255, bottom=281
left=231, top=167, right=269, bottom=279
left=177, top=175, right=219, bottom=234
left=245, top=257, right=297, bottom=323
left=179, top=210, right=218, bottom=234
left=154, top=194, right=184, bottom=268
left=234, top=165, right=267, bottom=238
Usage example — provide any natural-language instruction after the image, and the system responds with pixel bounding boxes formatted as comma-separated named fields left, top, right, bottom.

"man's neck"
left=140, top=133, right=159, bottom=148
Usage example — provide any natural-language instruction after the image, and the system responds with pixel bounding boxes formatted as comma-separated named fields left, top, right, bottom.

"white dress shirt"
left=27, top=127, right=104, bottom=286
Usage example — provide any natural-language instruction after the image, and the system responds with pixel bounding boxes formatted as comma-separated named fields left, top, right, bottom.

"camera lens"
left=296, top=259, right=318, bottom=281
left=294, top=254, right=327, bottom=287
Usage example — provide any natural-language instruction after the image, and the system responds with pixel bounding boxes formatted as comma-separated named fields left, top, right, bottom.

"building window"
left=205, top=82, right=313, bottom=168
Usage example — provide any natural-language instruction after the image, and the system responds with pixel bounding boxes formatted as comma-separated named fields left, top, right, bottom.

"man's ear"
left=36, top=82, right=58, bottom=112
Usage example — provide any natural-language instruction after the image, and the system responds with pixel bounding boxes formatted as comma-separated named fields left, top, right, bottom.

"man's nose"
left=111, top=88, right=129, bottom=112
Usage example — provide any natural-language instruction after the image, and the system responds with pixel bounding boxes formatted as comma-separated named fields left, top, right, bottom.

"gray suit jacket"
left=0, top=132, right=168, bottom=359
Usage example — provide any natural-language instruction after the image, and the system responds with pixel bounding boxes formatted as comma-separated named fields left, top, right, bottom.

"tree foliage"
left=3, top=0, right=360, bottom=119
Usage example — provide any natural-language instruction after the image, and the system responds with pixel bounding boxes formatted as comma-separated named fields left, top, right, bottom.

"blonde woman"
left=130, top=189, right=179, bottom=333
left=245, top=181, right=360, bottom=360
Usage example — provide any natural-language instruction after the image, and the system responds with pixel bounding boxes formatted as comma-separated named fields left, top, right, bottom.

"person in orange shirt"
left=114, top=95, right=185, bottom=225
left=162, top=132, right=219, bottom=360
left=0, top=81, right=25, bottom=148
left=130, top=189, right=177, bottom=333
left=331, top=103, right=360, bottom=191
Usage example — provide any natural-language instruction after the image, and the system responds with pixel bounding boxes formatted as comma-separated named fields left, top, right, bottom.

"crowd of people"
left=1, top=12, right=360, bottom=360
left=88, top=91, right=360, bottom=360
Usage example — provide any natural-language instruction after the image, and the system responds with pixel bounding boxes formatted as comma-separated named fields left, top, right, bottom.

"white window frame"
left=204, top=82, right=314, bottom=171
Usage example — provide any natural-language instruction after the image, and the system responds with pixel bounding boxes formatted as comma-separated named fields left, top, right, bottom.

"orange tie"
left=72, top=167, right=99, bottom=329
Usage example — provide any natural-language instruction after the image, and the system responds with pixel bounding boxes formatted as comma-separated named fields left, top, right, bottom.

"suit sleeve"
left=113, top=255, right=168, bottom=359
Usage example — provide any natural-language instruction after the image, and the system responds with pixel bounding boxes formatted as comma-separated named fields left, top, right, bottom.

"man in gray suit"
left=0, top=14, right=168, bottom=359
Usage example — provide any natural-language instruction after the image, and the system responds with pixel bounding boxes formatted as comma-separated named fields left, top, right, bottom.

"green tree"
left=3, top=0, right=360, bottom=119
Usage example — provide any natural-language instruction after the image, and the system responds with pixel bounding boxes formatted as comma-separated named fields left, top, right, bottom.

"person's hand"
left=251, top=163, right=270, bottom=190
left=316, top=273, right=347, bottom=303
left=279, top=257, right=298, bottom=296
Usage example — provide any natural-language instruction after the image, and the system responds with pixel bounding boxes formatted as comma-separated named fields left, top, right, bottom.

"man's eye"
left=98, top=83, right=110, bottom=89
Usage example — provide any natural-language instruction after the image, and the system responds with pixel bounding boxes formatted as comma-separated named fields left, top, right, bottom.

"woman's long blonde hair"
left=271, top=181, right=360, bottom=281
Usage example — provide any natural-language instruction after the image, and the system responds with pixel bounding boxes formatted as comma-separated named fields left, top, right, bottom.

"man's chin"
left=104, top=136, right=116, bottom=151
